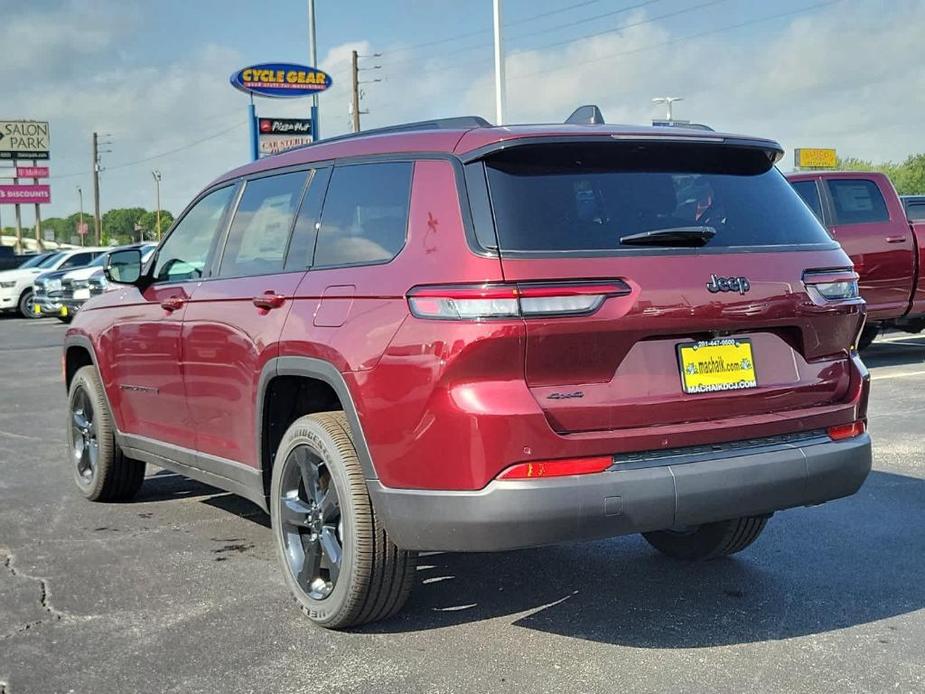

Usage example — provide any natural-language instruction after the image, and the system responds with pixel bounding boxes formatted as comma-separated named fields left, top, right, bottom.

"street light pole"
left=493, top=0, right=506, bottom=125
left=151, top=170, right=162, bottom=240
left=76, top=185, right=85, bottom=247
left=308, top=0, right=320, bottom=140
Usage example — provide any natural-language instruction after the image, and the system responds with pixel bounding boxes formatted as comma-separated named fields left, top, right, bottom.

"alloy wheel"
left=71, top=386, right=99, bottom=485
left=279, top=445, right=343, bottom=600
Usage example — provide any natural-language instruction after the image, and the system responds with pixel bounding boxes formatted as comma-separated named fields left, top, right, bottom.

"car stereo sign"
left=0, top=121, right=50, bottom=160
left=230, top=63, right=333, bottom=98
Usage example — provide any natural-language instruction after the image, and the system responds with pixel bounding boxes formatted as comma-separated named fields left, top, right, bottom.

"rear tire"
left=18, top=289, right=40, bottom=319
left=857, top=324, right=879, bottom=350
left=67, top=365, right=145, bottom=501
left=270, top=412, right=417, bottom=629
left=642, top=515, right=769, bottom=560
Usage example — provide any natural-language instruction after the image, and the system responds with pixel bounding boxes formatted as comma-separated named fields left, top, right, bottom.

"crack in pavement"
left=0, top=548, right=70, bottom=641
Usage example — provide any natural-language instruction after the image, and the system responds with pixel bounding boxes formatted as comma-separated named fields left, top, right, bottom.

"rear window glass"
left=482, top=143, right=833, bottom=253
left=827, top=179, right=889, bottom=225
left=905, top=202, right=925, bottom=221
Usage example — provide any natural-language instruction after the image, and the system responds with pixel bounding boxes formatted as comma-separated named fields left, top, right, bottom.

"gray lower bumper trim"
left=368, top=434, right=871, bottom=552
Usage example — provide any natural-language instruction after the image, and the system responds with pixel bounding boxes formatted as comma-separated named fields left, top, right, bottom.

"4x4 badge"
left=706, top=274, right=751, bottom=295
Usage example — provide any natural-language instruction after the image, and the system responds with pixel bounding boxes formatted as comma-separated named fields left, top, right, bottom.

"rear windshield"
left=482, top=142, right=833, bottom=253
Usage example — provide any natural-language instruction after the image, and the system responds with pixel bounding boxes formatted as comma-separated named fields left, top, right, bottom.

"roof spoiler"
left=652, top=119, right=715, bottom=132
left=565, top=105, right=605, bottom=125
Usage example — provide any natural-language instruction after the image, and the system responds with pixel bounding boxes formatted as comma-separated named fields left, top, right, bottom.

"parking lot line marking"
left=876, top=334, right=925, bottom=344
left=871, top=369, right=925, bottom=381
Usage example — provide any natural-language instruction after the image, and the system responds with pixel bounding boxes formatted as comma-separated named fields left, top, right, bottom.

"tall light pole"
left=151, top=169, right=162, bottom=240
left=652, top=96, right=683, bottom=121
left=493, top=0, right=506, bottom=125
left=76, top=185, right=85, bottom=247
left=308, top=0, right=320, bottom=140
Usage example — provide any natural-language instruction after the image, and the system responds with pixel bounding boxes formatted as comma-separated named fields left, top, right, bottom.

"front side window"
left=153, top=186, right=234, bottom=282
left=827, top=179, right=889, bottom=225
left=791, top=180, right=824, bottom=222
left=482, top=142, right=833, bottom=253
left=314, top=162, right=412, bottom=267
left=218, top=172, right=307, bottom=278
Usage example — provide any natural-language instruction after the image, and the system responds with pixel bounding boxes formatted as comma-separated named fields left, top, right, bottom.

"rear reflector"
left=408, top=280, right=631, bottom=320
left=827, top=420, right=866, bottom=441
left=496, top=456, right=613, bottom=480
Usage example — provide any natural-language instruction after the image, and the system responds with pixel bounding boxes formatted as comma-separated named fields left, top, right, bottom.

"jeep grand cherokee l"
left=63, top=112, right=871, bottom=629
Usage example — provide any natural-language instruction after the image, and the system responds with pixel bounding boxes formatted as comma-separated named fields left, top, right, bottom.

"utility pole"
left=493, top=0, right=506, bottom=125
left=152, top=169, right=162, bottom=240
left=76, top=185, right=85, bottom=247
left=351, top=50, right=361, bottom=133
left=92, top=132, right=101, bottom=245
left=12, top=160, right=23, bottom=253
left=32, top=159, right=43, bottom=250
left=308, top=0, right=320, bottom=140
left=652, top=96, right=683, bottom=121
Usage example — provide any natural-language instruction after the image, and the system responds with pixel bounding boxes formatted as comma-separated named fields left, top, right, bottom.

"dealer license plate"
left=677, top=338, right=757, bottom=394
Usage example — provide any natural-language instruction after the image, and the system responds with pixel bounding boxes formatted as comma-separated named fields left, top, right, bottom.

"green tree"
left=101, top=207, right=146, bottom=245
left=138, top=209, right=174, bottom=240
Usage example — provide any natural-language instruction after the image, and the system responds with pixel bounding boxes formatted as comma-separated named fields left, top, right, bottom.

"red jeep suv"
left=64, top=111, right=871, bottom=629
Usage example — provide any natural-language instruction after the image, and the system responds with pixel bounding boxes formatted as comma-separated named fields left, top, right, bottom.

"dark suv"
left=63, top=111, right=871, bottom=629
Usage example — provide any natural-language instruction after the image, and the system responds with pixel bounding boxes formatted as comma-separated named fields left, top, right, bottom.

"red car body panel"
left=68, top=125, right=869, bottom=504
left=787, top=170, right=924, bottom=321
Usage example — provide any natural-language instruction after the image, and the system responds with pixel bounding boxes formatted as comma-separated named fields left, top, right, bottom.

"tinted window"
left=484, top=143, right=833, bottom=252
left=828, top=179, right=889, bottom=225
left=218, top=172, right=307, bottom=278
left=792, top=180, right=823, bottom=221
left=907, top=202, right=925, bottom=222
left=36, top=252, right=64, bottom=268
left=60, top=252, right=99, bottom=269
left=21, top=252, right=59, bottom=269
left=285, top=168, right=331, bottom=270
left=153, top=186, right=234, bottom=282
left=314, top=162, right=412, bottom=267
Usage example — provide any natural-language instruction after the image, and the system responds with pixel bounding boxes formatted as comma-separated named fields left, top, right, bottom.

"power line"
left=508, top=0, right=843, bottom=82
left=50, top=121, right=247, bottom=180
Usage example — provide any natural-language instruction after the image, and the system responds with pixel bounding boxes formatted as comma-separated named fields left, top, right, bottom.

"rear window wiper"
left=619, top=226, right=716, bottom=247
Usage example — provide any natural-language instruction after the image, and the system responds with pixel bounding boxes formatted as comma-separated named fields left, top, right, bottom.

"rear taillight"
left=407, top=280, right=631, bottom=320
left=827, top=420, right=866, bottom=441
left=803, top=268, right=861, bottom=303
left=496, top=456, right=613, bottom=480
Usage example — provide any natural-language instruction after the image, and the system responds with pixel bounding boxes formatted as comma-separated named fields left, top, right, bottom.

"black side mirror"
left=105, top=249, right=143, bottom=284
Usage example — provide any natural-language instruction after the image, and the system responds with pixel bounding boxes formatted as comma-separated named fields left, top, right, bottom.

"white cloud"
left=4, top=0, right=924, bottom=225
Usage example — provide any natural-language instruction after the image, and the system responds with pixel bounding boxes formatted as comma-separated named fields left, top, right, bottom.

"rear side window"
left=218, top=172, right=307, bottom=278
left=60, top=252, right=99, bottom=269
left=482, top=142, right=833, bottom=253
left=827, top=179, right=889, bottom=225
left=791, top=180, right=824, bottom=222
left=905, top=202, right=925, bottom=222
left=314, top=162, right=412, bottom=267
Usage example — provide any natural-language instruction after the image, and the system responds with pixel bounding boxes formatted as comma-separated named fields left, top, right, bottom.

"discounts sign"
left=0, top=184, right=51, bottom=204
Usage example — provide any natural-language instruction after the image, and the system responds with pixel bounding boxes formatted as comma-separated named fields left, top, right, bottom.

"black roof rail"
left=307, top=116, right=492, bottom=148
left=565, top=105, right=605, bottom=125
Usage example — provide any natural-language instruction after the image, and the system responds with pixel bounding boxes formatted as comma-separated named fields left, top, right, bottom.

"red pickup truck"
left=787, top=171, right=925, bottom=348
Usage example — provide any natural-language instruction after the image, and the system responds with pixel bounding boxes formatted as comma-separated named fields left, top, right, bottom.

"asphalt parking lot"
left=0, top=316, right=923, bottom=694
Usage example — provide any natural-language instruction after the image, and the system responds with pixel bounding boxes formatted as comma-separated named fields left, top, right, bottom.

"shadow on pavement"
left=862, top=333, right=925, bottom=369
left=367, top=470, right=924, bottom=648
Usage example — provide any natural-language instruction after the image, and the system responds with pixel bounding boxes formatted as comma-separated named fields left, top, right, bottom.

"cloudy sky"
left=2, top=0, right=923, bottom=223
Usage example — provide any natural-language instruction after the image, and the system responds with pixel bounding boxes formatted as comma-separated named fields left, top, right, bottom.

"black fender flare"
left=257, top=356, right=379, bottom=481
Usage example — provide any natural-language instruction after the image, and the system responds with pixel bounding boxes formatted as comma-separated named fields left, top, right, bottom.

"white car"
left=0, top=247, right=107, bottom=318
left=55, top=243, right=157, bottom=320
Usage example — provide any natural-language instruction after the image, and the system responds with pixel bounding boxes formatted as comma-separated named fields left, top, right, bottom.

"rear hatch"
left=470, top=138, right=863, bottom=434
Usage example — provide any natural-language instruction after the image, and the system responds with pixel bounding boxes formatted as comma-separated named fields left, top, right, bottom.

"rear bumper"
left=368, top=433, right=871, bottom=552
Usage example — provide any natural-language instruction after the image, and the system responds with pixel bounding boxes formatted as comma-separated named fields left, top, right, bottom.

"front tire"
left=18, top=289, right=40, bottom=319
left=270, top=412, right=417, bottom=629
left=642, top=515, right=769, bottom=560
left=67, top=366, right=145, bottom=501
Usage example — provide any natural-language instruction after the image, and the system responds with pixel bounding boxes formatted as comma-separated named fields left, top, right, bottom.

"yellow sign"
left=795, top=148, right=837, bottom=169
left=677, top=339, right=758, bottom=394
